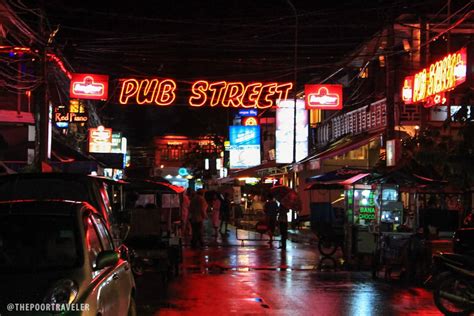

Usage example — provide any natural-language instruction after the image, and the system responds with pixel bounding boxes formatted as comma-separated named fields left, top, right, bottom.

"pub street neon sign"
left=402, top=47, right=467, bottom=107
left=119, top=79, right=293, bottom=109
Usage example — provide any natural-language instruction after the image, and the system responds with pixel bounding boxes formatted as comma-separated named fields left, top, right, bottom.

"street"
left=136, top=225, right=441, bottom=315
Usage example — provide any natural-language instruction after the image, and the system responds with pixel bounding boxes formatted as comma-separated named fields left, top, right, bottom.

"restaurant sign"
left=305, top=84, right=343, bottom=110
left=70, top=73, right=109, bottom=100
left=402, top=47, right=467, bottom=107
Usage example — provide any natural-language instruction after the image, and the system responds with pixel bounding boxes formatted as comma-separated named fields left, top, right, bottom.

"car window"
left=92, top=215, right=114, bottom=251
left=0, top=214, right=80, bottom=272
left=84, top=216, right=103, bottom=269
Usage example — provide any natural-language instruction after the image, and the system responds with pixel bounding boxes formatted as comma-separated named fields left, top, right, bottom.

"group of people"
left=181, top=188, right=231, bottom=249
left=181, top=189, right=290, bottom=250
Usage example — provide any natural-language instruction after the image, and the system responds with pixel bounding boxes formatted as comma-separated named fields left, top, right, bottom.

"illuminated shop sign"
left=54, top=112, right=88, bottom=123
left=229, top=126, right=260, bottom=146
left=54, top=101, right=88, bottom=127
left=118, top=78, right=293, bottom=109
left=242, top=117, right=258, bottom=126
left=70, top=73, right=109, bottom=100
left=89, top=125, right=113, bottom=153
left=402, top=47, right=467, bottom=107
left=305, top=84, right=343, bottom=110
left=275, top=99, right=308, bottom=163
left=229, top=125, right=261, bottom=169
left=238, top=109, right=258, bottom=117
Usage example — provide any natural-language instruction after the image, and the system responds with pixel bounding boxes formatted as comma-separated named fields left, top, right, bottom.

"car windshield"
left=0, top=178, right=90, bottom=202
left=0, top=214, right=82, bottom=272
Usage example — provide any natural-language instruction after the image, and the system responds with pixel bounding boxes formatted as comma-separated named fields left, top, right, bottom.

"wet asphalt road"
left=135, top=224, right=441, bottom=315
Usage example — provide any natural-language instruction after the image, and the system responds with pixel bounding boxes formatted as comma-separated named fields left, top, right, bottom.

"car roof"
left=0, top=200, right=97, bottom=216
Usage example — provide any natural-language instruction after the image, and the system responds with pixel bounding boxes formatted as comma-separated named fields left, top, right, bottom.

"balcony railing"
left=315, top=98, right=387, bottom=146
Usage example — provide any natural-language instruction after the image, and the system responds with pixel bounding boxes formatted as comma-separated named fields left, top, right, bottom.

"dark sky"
left=17, top=0, right=445, bottom=145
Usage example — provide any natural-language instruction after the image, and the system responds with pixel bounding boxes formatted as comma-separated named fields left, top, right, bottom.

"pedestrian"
left=181, top=188, right=193, bottom=236
left=264, top=193, right=278, bottom=248
left=278, top=204, right=289, bottom=250
left=211, top=192, right=221, bottom=237
left=189, top=189, right=208, bottom=248
left=219, top=192, right=231, bottom=234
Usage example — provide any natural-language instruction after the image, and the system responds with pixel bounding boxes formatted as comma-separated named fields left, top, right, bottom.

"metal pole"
left=285, top=0, right=298, bottom=189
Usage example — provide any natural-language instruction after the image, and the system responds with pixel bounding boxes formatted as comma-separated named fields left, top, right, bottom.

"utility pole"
left=36, top=2, right=50, bottom=171
left=385, top=24, right=395, bottom=141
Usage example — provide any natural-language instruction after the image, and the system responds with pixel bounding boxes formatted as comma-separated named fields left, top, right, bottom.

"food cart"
left=122, top=179, right=184, bottom=278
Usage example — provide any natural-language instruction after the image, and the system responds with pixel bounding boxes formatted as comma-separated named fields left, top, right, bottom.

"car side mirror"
left=94, top=250, right=119, bottom=270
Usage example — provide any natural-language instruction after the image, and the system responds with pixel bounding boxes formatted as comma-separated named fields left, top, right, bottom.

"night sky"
left=18, top=0, right=444, bottom=145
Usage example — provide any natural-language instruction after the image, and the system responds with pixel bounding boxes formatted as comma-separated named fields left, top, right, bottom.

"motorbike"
left=429, top=252, right=474, bottom=315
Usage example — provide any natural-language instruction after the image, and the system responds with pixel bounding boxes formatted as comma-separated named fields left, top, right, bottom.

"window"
left=84, top=216, right=103, bottom=269
left=92, top=215, right=114, bottom=251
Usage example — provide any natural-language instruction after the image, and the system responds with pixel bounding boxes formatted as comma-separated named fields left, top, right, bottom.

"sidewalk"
left=288, top=228, right=319, bottom=245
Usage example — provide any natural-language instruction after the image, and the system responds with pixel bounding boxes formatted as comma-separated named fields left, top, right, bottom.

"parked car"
left=0, top=200, right=136, bottom=315
left=0, top=173, right=131, bottom=244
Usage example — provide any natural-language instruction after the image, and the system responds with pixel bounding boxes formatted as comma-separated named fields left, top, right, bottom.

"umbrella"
left=270, top=185, right=302, bottom=212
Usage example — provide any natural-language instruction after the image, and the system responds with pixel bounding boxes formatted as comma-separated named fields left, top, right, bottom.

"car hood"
left=0, top=269, right=82, bottom=305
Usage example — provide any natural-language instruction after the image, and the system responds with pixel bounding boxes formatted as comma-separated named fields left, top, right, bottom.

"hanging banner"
left=70, top=73, right=109, bottom=100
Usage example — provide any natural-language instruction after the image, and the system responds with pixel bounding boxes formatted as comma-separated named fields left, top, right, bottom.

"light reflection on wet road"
left=136, top=226, right=441, bottom=315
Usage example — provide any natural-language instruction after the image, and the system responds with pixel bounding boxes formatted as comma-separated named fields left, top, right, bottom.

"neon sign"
left=189, top=81, right=292, bottom=109
left=305, top=84, right=343, bottom=110
left=70, top=73, right=109, bottom=100
left=119, top=78, right=177, bottom=106
left=402, top=47, right=467, bottom=107
left=242, top=117, right=258, bottom=126
left=89, top=126, right=113, bottom=153
left=118, top=78, right=293, bottom=109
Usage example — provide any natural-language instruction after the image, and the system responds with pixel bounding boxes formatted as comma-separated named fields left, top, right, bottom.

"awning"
left=229, top=161, right=285, bottom=178
left=305, top=167, right=371, bottom=190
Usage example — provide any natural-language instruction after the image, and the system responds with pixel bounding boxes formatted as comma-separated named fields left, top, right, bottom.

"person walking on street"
left=278, top=205, right=289, bottom=250
left=181, top=188, right=193, bottom=236
left=219, top=192, right=231, bottom=235
left=264, top=194, right=278, bottom=248
left=210, top=192, right=221, bottom=238
left=189, top=189, right=208, bottom=248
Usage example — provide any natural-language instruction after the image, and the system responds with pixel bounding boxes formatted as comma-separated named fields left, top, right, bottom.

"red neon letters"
left=119, top=78, right=177, bottom=106
left=189, top=81, right=293, bottom=109
left=118, top=78, right=293, bottom=108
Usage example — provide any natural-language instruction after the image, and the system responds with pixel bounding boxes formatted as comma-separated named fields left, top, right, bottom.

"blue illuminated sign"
left=238, top=109, right=258, bottom=117
left=229, top=126, right=260, bottom=146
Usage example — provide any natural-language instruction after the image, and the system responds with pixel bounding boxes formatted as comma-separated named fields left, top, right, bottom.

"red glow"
left=305, top=84, right=343, bottom=110
left=47, top=53, right=72, bottom=79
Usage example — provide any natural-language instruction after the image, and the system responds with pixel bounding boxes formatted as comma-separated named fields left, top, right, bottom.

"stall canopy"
left=126, top=178, right=185, bottom=194
left=305, top=167, right=371, bottom=190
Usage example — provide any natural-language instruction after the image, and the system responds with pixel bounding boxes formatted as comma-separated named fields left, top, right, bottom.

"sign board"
left=401, top=47, right=467, bottom=107
left=305, top=84, right=343, bottom=110
left=70, top=73, right=109, bottom=100
left=118, top=78, right=293, bottom=109
left=242, top=117, right=258, bottom=126
left=229, top=125, right=261, bottom=169
left=275, top=99, right=308, bottom=163
left=88, top=126, right=113, bottom=153
left=238, top=109, right=258, bottom=117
